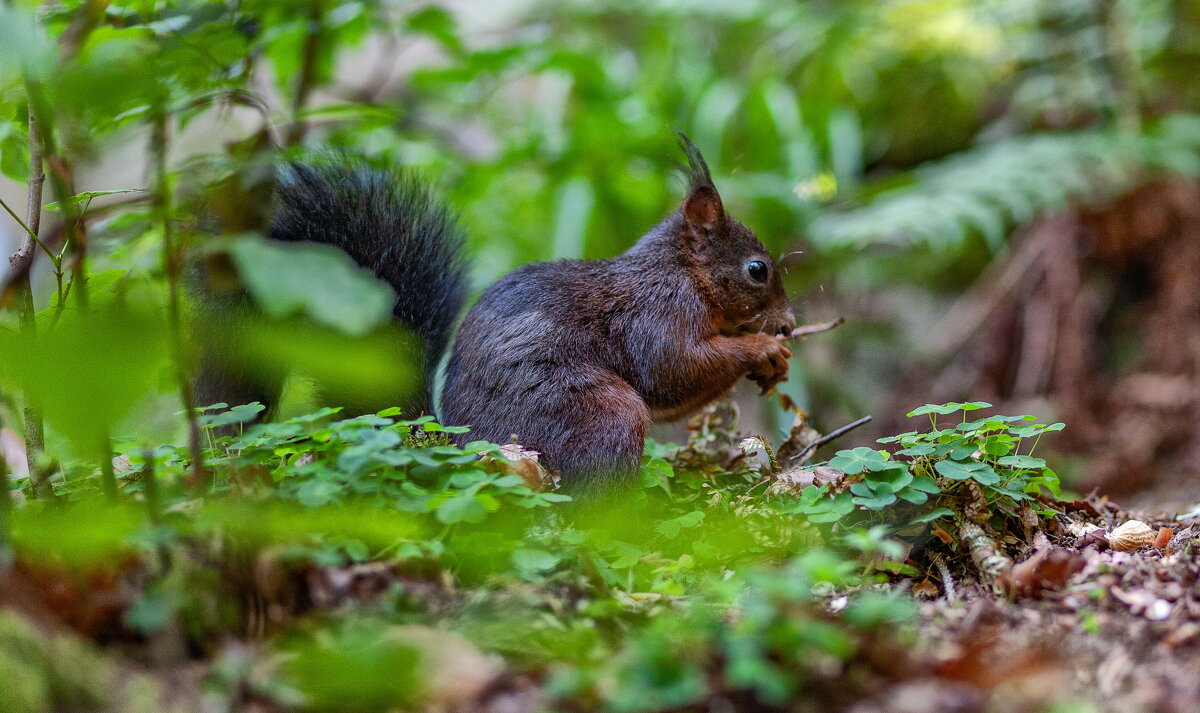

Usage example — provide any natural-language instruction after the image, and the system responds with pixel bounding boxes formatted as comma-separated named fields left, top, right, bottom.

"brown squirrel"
left=196, top=132, right=796, bottom=492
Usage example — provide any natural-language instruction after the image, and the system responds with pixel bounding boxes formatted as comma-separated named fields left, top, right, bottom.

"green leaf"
left=0, top=302, right=167, bottom=455
left=909, top=475, right=941, bottom=494
left=850, top=482, right=877, bottom=498
left=906, top=403, right=961, bottom=417
left=228, top=235, right=396, bottom=337
left=202, top=402, right=266, bottom=428
left=44, top=189, right=146, bottom=212
left=828, top=447, right=888, bottom=475
left=656, top=510, right=705, bottom=539
left=949, top=443, right=978, bottom=460
left=876, top=431, right=916, bottom=444
left=911, top=507, right=955, bottom=524
left=982, top=439, right=1013, bottom=457
left=960, top=415, right=1034, bottom=430
left=997, top=455, right=1047, bottom=470
left=511, top=548, right=560, bottom=578
left=1007, top=426, right=1041, bottom=438
left=908, top=401, right=992, bottom=418
left=435, top=493, right=486, bottom=524
left=933, top=459, right=999, bottom=485
left=123, top=590, right=178, bottom=635
left=805, top=492, right=855, bottom=523
left=957, top=401, right=992, bottom=412
left=0, top=4, right=53, bottom=79
left=852, top=492, right=897, bottom=509
left=0, top=126, right=29, bottom=182
left=863, top=467, right=913, bottom=493
left=405, top=5, right=463, bottom=54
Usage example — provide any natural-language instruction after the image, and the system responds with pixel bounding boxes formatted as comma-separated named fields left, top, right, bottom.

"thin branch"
left=25, top=82, right=90, bottom=310
left=0, top=195, right=55, bottom=261
left=3, top=0, right=108, bottom=500
left=8, top=108, right=48, bottom=499
left=0, top=194, right=153, bottom=306
left=283, top=0, right=325, bottom=146
left=141, top=448, right=160, bottom=525
left=783, top=317, right=845, bottom=341
left=151, top=107, right=206, bottom=490
left=793, top=415, right=873, bottom=463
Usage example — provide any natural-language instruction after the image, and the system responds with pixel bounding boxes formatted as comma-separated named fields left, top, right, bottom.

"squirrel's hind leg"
left=451, top=365, right=650, bottom=497
left=546, top=371, right=650, bottom=497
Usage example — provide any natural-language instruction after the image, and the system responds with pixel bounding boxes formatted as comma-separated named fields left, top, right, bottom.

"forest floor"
left=4, top=406, right=1200, bottom=713
left=892, top=500, right=1200, bottom=713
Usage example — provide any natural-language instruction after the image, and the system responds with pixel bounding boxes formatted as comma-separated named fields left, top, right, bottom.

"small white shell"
left=1109, top=520, right=1155, bottom=551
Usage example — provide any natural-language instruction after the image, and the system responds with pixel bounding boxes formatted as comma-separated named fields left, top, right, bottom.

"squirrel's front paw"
left=744, top=335, right=792, bottom=394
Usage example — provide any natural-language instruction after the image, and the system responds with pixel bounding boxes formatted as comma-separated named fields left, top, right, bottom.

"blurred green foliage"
left=0, top=2, right=1194, bottom=709
left=3, top=402, right=927, bottom=710
left=0, top=0, right=1198, bottom=444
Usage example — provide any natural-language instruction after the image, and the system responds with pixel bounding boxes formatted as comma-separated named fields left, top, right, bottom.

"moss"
left=0, top=611, right=182, bottom=713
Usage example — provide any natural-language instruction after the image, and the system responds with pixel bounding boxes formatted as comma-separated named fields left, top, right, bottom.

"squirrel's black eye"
left=746, top=260, right=769, bottom=283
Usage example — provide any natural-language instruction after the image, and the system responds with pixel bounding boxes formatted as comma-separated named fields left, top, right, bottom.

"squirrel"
left=196, top=132, right=796, bottom=492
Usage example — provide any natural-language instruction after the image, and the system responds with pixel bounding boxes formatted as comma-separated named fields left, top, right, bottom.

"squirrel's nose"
left=777, top=310, right=797, bottom=337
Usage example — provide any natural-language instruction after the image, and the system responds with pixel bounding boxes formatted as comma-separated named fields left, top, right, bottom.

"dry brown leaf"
left=1076, top=529, right=1111, bottom=549
left=997, top=547, right=1086, bottom=600
left=1060, top=499, right=1102, bottom=516
left=488, top=443, right=557, bottom=491
left=776, top=410, right=821, bottom=466
left=766, top=465, right=844, bottom=496
left=1164, top=622, right=1200, bottom=649
left=912, top=578, right=940, bottom=599
left=964, top=481, right=990, bottom=525
left=386, top=625, right=502, bottom=709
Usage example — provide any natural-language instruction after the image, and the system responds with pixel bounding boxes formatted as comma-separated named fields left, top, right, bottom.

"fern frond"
left=810, top=114, right=1200, bottom=252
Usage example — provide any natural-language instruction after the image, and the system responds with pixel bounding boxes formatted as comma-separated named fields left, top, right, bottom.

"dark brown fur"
left=442, top=134, right=795, bottom=492
left=195, top=136, right=795, bottom=494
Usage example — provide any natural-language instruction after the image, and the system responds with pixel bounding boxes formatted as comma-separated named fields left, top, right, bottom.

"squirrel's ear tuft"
left=673, top=128, right=725, bottom=231
left=674, top=128, right=714, bottom=190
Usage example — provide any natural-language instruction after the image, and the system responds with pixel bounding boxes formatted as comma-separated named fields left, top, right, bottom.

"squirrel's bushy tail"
left=194, top=158, right=468, bottom=417
left=269, top=160, right=468, bottom=374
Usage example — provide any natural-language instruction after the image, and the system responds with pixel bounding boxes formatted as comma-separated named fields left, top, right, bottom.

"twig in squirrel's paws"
left=782, top=317, right=846, bottom=341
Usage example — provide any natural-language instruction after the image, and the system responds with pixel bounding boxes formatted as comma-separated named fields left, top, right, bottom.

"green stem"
left=284, top=0, right=326, bottom=146
left=98, top=432, right=117, bottom=502
left=151, top=105, right=207, bottom=491
left=0, top=195, right=56, bottom=263
left=25, top=81, right=89, bottom=310
left=141, top=449, right=160, bottom=525
left=0, top=451, right=11, bottom=570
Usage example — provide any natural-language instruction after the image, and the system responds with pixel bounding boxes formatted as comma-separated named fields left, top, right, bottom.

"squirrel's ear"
left=674, top=128, right=725, bottom=231
left=682, top=184, right=724, bottom=231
